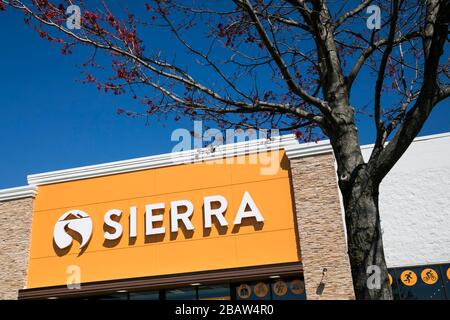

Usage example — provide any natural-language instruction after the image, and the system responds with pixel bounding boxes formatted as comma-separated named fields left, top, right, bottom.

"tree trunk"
left=340, top=168, right=393, bottom=300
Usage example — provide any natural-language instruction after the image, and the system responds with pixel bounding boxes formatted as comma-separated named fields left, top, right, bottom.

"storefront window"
left=60, top=266, right=450, bottom=300
left=95, top=293, right=128, bottom=300
left=198, top=284, right=230, bottom=300
left=62, top=276, right=312, bottom=300
left=388, top=269, right=401, bottom=300
left=165, top=287, right=197, bottom=300
left=129, top=291, right=160, bottom=300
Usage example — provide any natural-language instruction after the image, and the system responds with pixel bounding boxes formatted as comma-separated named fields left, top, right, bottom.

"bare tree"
left=1, top=0, right=448, bottom=299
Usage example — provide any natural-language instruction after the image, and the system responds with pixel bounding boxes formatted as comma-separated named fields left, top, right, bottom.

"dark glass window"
left=129, top=291, right=160, bottom=300
left=165, top=286, right=197, bottom=300
left=440, top=264, right=450, bottom=299
left=198, top=284, right=230, bottom=300
left=388, top=269, right=401, bottom=300
left=95, top=292, right=128, bottom=300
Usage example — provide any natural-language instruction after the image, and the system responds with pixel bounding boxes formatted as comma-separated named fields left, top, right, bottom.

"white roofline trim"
left=285, top=139, right=333, bottom=159
left=285, top=131, right=450, bottom=158
left=0, top=185, right=38, bottom=202
left=27, top=134, right=300, bottom=186
left=360, top=131, right=450, bottom=151
left=18, top=131, right=450, bottom=187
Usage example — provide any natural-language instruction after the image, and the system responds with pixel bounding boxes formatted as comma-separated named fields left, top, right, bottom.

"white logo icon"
left=53, top=210, right=93, bottom=251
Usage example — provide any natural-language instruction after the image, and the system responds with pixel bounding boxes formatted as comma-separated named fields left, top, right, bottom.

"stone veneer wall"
left=0, top=198, right=34, bottom=299
left=290, top=153, right=355, bottom=299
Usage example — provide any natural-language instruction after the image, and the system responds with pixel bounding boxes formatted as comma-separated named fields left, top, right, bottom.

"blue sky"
left=0, top=4, right=449, bottom=189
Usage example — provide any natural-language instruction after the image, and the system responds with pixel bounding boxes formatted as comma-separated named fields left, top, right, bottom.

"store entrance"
left=79, top=277, right=306, bottom=300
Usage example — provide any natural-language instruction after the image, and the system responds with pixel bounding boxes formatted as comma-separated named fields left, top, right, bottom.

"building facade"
left=0, top=133, right=449, bottom=300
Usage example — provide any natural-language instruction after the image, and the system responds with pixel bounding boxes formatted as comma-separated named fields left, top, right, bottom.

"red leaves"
left=33, top=0, right=49, bottom=7
left=0, top=2, right=6, bottom=11
left=83, top=10, right=98, bottom=24
left=387, top=62, right=397, bottom=77
left=83, top=73, right=125, bottom=96
left=107, top=14, right=116, bottom=27
left=116, top=68, right=126, bottom=79
left=38, top=30, right=47, bottom=38
left=60, top=43, right=72, bottom=55
left=121, top=29, right=137, bottom=45
left=294, top=130, right=303, bottom=139
left=85, top=74, right=96, bottom=83
left=217, top=22, right=243, bottom=47
left=246, top=35, right=256, bottom=43
left=103, top=83, right=123, bottom=95
left=112, top=64, right=138, bottom=82
left=14, top=0, right=317, bottom=137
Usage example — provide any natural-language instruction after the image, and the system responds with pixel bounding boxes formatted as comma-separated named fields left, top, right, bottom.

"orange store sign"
left=26, top=152, right=300, bottom=288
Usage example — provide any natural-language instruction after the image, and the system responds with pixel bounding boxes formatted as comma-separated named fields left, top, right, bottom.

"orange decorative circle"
left=388, top=273, right=393, bottom=286
left=254, top=282, right=269, bottom=298
left=447, top=267, right=450, bottom=281
left=400, top=270, right=417, bottom=286
left=273, top=280, right=288, bottom=296
left=421, top=268, right=438, bottom=285
left=290, top=279, right=305, bottom=295
left=237, top=284, right=251, bottom=299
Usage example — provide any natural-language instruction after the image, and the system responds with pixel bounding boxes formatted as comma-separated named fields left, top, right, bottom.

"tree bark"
left=340, top=167, right=393, bottom=299
left=326, top=109, right=393, bottom=300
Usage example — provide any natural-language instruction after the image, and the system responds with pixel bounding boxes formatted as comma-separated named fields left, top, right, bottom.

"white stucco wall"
left=361, top=133, right=450, bottom=268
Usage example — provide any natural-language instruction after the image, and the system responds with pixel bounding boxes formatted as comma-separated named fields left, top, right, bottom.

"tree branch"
left=335, top=0, right=374, bottom=29
left=371, top=0, right=449, bottom=182
left=233, top=0, right=328, bottom=112
left=346, top=32, right=421, bottom=90
left=372, top=0, right=400, bottom=156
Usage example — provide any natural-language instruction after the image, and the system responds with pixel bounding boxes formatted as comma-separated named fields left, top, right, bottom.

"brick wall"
left=290, top=153, right=355, bottom=299
left=0, top=198, right=34, bottom=299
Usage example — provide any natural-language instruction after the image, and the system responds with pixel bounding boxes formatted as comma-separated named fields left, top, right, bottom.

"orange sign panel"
left=26, top=151, right=300, bottom=288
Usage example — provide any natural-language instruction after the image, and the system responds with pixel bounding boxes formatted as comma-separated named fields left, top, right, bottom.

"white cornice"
left=359, top=131, right=450, bottom=151
left=285, top=132, right=450, bottom=158
left=0, top=185, right=38, bottom=202
left=284, top=139, right=333, bottom=159
left=20, top=131, right=450, bottom=187
left=27, top=134, right=299, bottom=186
